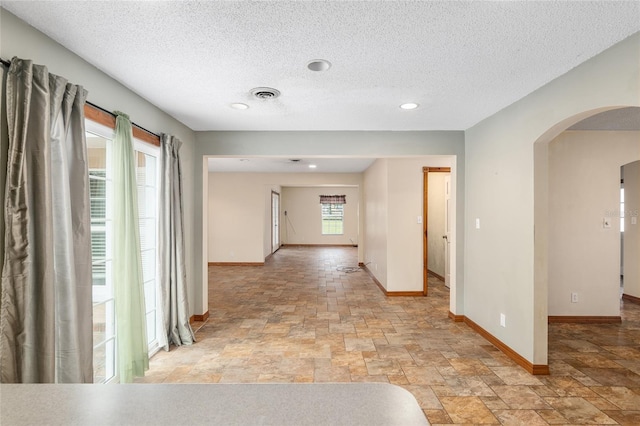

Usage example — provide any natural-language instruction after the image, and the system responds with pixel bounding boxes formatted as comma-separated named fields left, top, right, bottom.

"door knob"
left=442, top=235, right=448, bottom=240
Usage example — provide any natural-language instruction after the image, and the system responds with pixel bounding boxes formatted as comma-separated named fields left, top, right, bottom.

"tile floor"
left=138, top=246, right=640, bottom=425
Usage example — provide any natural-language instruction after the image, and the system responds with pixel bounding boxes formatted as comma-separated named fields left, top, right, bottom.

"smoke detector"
left=251, top=87, right=281, bottom=100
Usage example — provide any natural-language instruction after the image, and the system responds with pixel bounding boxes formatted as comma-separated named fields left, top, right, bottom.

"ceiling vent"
left=251, top=87, right=281, bottom=100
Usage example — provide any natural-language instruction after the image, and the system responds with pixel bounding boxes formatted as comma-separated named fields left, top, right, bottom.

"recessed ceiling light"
left=230, top=103, right=249, bottom=110
left=400, top=103, right=419, bottom=110
left=309, top=164, right=317, bottom=169
left=307, top=59, right=331, bottom=72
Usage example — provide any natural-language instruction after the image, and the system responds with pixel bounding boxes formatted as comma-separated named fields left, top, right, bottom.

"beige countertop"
left=0, top=382, right=429, bottom=425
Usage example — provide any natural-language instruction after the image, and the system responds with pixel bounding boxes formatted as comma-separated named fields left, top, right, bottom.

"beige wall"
left=428, top=173, right=449, bottom=277
left=0, top=10, right=198, bottom=313
left=548, top=131, right=640, bottom=316
left=363, top=159, right=389, bottom=287
left=208, top=173, right=266, bottom=263
left=623, top=160, right=640, bottom=299
left=208, top=172, right=363, bottom=263
left=281, top=186, right=359, bottom=246
left=363, top=157, right=456, bottom=293
left=466, top=32, right=639, bottom=365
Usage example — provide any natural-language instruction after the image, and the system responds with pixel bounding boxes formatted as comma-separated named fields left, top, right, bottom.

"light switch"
left=632, top=217, right=638, bottom=225
left=475, top=218, right=480, bottom=229
left=417, top=216, right=422, bottom=224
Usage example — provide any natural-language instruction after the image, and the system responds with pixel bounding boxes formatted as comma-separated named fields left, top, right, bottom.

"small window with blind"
left=320, top=195, right=346, bottom=235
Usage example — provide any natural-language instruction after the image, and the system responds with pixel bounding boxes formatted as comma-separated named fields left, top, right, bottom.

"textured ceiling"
left=2, top=1, right=639, bottom=131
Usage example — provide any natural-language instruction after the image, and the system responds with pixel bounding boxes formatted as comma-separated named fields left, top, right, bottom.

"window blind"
left=319, top=195, right=346, bottom=204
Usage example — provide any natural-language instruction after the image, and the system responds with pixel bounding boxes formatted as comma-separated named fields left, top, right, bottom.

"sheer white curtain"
left=112, top=112, right=149, bottom=382
left=158, top=134, right=195, bottom=349
left=0, top=57, right=93, bottom=383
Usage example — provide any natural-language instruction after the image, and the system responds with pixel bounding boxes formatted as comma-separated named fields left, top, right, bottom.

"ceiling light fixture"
left=230, top=103, right=249, bottom=110
left=400, top=103, right=419, bottom=110
left=309, top=164, right=317, bottom=169
left=307, top=59, right=331, bottom=72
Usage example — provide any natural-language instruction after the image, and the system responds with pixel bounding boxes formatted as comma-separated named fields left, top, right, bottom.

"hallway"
left=139, top=246, right=640, bottom=425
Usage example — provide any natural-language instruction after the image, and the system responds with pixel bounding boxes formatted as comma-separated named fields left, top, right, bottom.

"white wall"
left=428, top=173, right=449, bottom=277
left=466, top=32, right=639, bottom=366
left=623, top=160, right=640, bottom=299
left=281, top=186, right=359, bottom=246
left=363, top=159, right=389, bottom=287
left=0, top=10, right=198, bottom=313
left=548, top=131, right=640, bottom=316
left=208, top=172, right=363, bottom=263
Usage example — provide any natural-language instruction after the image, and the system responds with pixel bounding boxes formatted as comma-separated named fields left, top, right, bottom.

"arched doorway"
left=533, top=106, right=639, bottom=363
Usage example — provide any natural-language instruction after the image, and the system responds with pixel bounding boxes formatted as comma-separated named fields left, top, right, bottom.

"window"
left=321, top=203, right=344, bottom=234
left=87, top=120, right=160, bottom=383
left=320, top=195, right=346, bottom=235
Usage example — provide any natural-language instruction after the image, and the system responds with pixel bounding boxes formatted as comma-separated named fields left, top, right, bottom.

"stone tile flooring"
left=138, top=246, right=640, bottom=425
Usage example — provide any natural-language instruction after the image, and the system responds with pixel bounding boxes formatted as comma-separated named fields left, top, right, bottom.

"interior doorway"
left=621, top=160, right=640, bottom=304
left=271, top=190, right=280, bottom=254
left=422, top=167, right=451, bottom=295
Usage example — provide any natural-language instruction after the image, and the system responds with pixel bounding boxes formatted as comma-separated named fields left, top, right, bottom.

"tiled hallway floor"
left=139, top=246, right=640, bottom=425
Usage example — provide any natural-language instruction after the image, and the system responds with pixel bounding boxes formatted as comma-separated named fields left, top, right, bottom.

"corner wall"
left=281, top=186, right=360, bottom=246
left=208, top=172, right=364, bottom=263
left=465, top=32, right=640, bottom=366
left=363, top=159, right=389, bottom=287
left=548, top=131, right=640, bottom=317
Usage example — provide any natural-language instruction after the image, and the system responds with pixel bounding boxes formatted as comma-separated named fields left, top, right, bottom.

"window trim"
left=84, top=103, right=160, bottom=147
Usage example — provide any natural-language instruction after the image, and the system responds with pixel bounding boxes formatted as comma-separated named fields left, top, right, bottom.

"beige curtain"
left=158, top=134, right=195, bottom=349
left=0, top=57, right=93, bottom=383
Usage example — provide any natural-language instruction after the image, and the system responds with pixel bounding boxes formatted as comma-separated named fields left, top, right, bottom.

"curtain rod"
left=86, top=101, right=160, bottom=139
left=1, top=57, right=160, bottom=139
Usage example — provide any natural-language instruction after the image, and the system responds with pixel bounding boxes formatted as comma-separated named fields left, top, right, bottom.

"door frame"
left=422, top=167, right=451, bottom=295
left=271, top=190, right=280, bottom=254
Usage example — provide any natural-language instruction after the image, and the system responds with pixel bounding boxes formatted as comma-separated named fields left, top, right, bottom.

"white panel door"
left=444, top=175, right=451, bottom=288
left=272, top=191, right=280, bottom=253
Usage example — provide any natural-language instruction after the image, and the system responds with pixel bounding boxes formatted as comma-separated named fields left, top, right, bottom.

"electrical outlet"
left=500, top=313, right=506, bottom=327
left=571, top=292, right=578, bottom=303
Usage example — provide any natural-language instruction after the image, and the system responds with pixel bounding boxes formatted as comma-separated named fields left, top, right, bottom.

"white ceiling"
left=3, top=1, right=639, bottom=132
